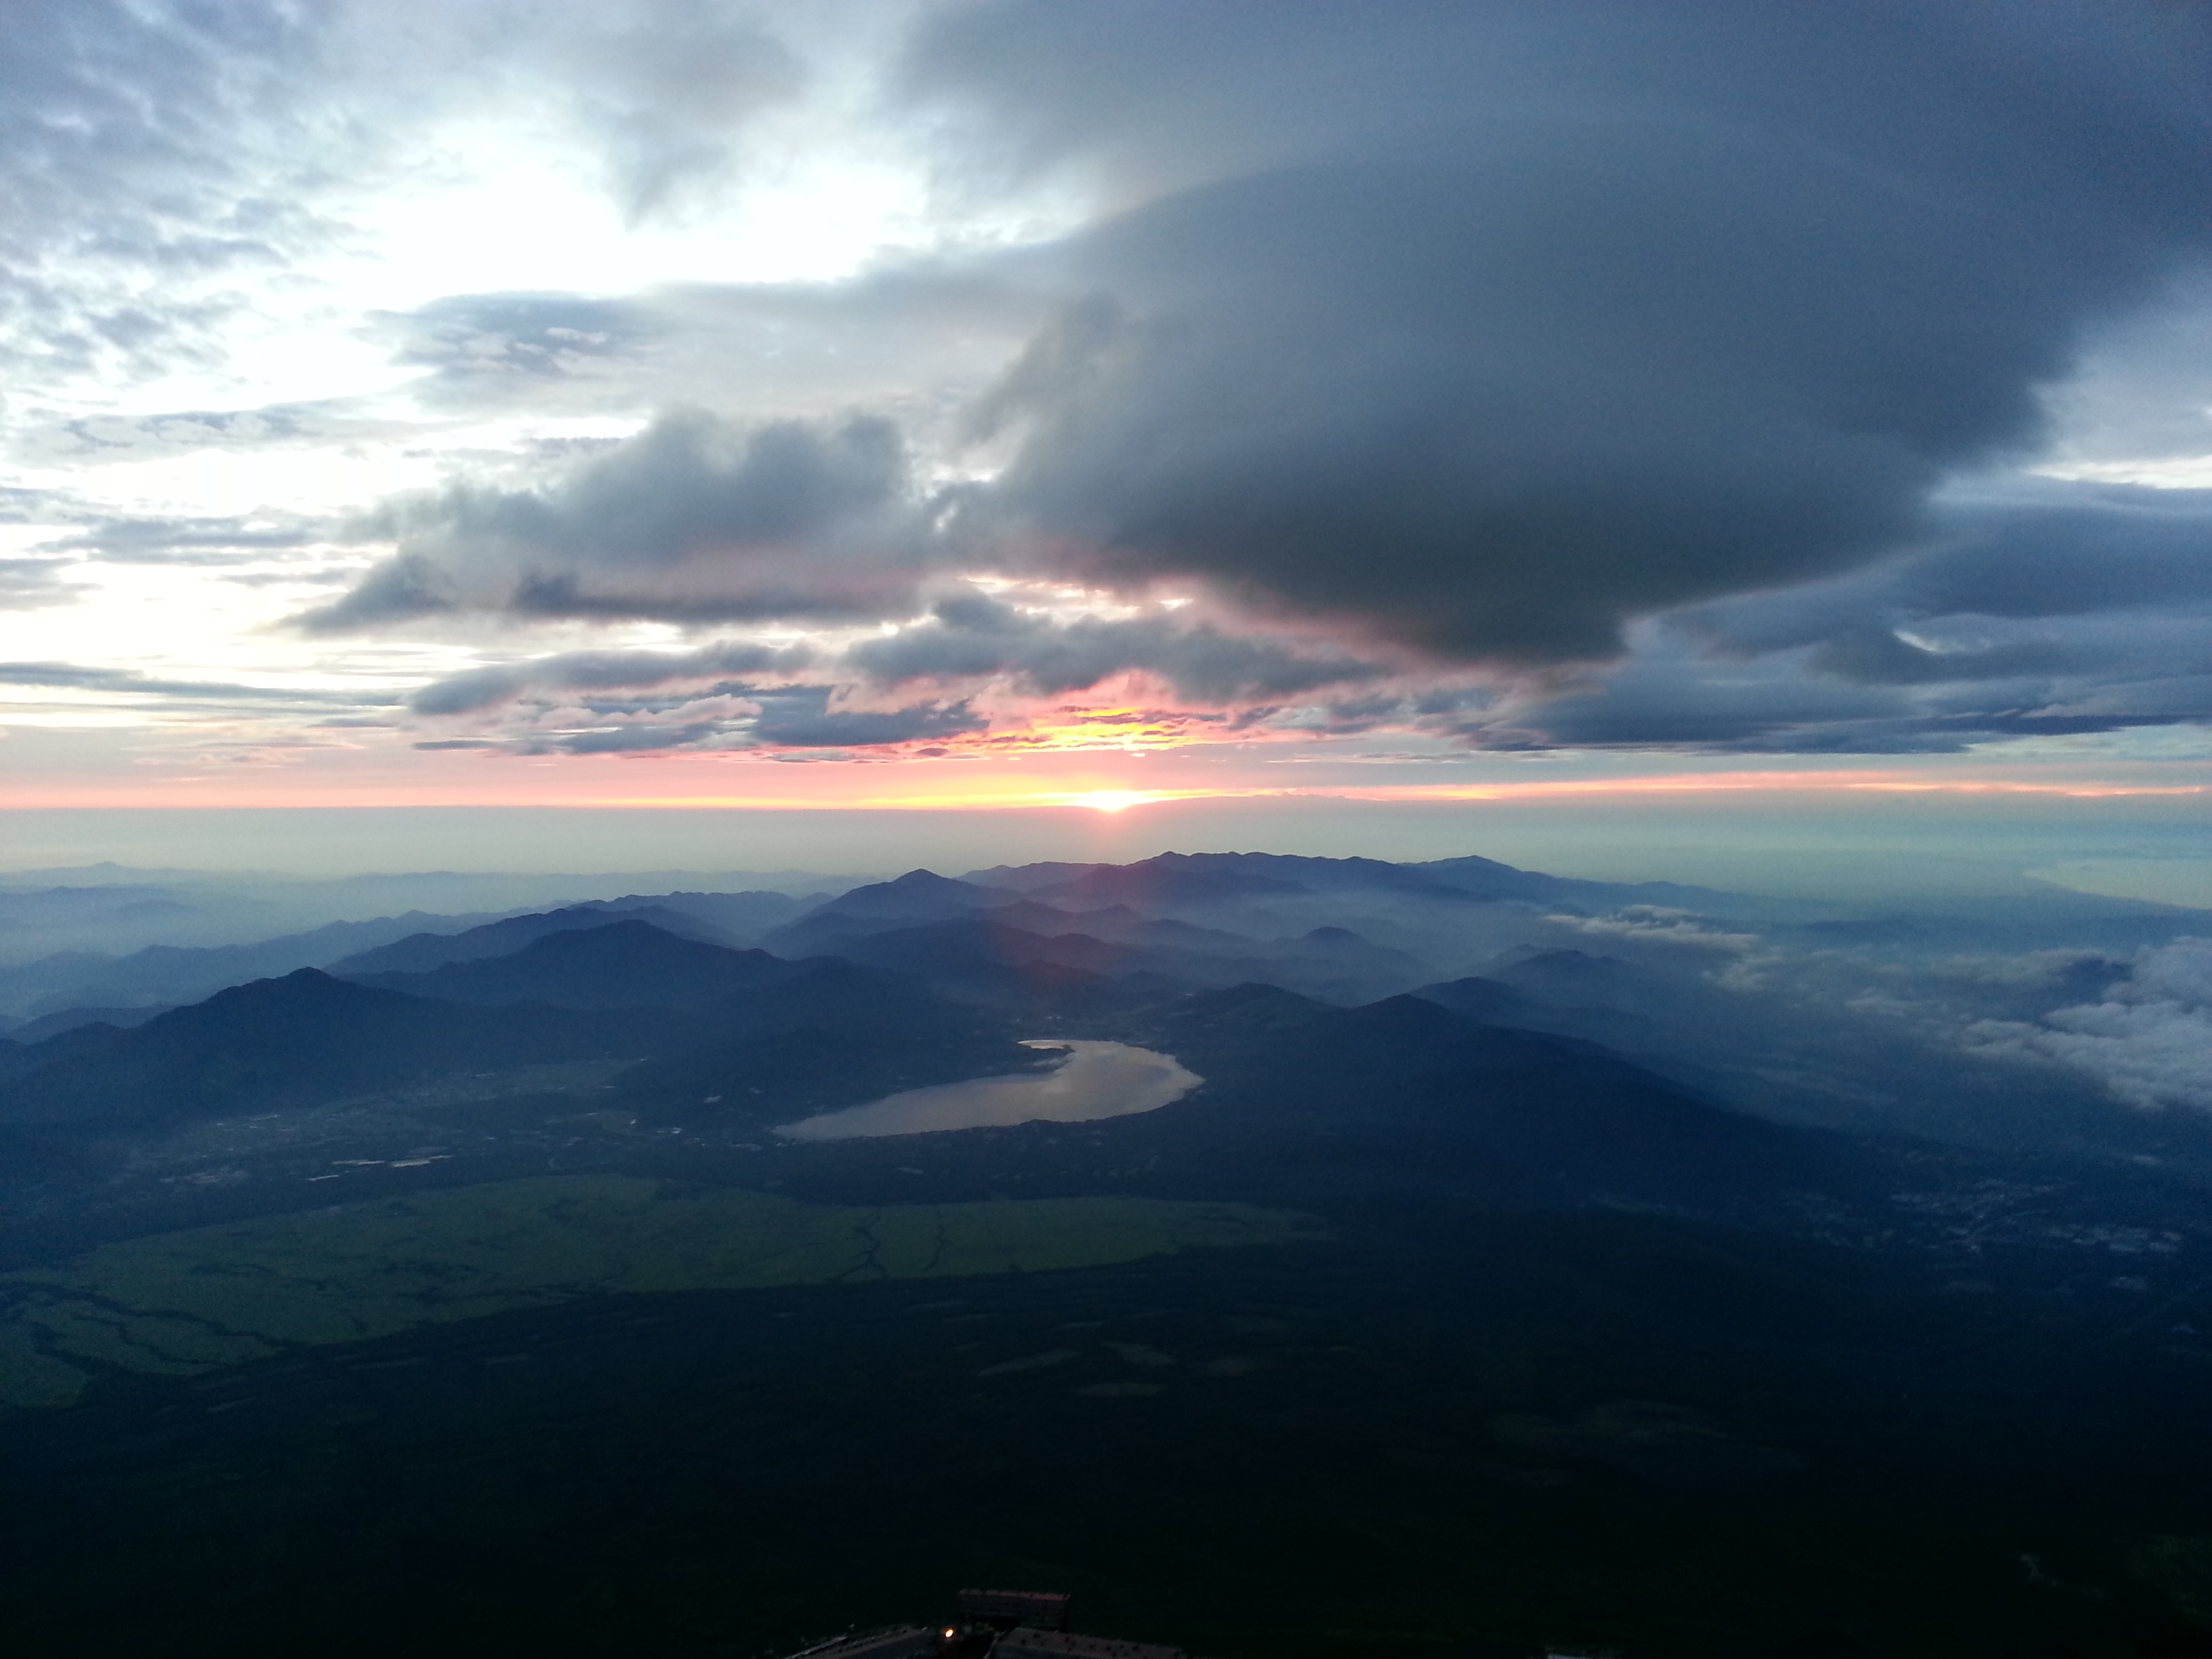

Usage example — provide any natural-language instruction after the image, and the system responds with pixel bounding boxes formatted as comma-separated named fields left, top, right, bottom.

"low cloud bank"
left=1971, top=939, right=2212, bottom=1111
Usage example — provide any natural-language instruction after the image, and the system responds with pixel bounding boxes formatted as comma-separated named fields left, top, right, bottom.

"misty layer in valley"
left=1, top=849, right=2211, bottom=1655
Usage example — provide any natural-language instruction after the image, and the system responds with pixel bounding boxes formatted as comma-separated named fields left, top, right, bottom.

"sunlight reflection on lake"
left=772, top=1041, right=1202, bottom=1141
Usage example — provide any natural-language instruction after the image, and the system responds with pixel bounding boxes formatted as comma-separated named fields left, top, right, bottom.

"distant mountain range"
left=967, top=849, right=1742, bottom=912
left=0, top=889, right=813, bottom=1022
left=0, top=970, right=632, bottom=1128
left=4, top=847, right=2194, bottom=1204
left=0, top=848, right=1872, bottom=1234
left=344, top=920, right=804, bottom=1009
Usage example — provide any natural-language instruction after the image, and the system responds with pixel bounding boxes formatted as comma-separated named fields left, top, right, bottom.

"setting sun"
left=1065, top=790, right=1160, bottom=813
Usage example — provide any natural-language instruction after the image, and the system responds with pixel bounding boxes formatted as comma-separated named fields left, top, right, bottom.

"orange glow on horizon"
left=1064, top=790, right=1164, bottom=812
left=4, top=763, right=2203, bottom=812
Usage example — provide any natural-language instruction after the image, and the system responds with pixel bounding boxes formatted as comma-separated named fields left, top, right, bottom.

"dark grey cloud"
left=1805, top=630, right=2078, bottom=689
left=298, top=409, right=926, bottom=632
left=261, top=3, right=2212, bottom=762
left=1450, top=651, right=1917, bottom=753
left=1455, top=618, right=2211, bottom=758
left=846, top=592, right=1387, bottom=703
left=909, top=1, right=2212, bottom=665
left=1389, top=483, right=2212, bottom=750
left=408, top=640, right=815, bottom=716
left=542, top=721, right=726, bottom=755
left=1543, top=482, right=2212, bottom=747
left=413, top=678, right=983, bottom=756
left=397, top=588, right=1389, bottom=750
left=748, top=689, right=986, bottom=750
left=1687, top=486, right=2212, bottom=657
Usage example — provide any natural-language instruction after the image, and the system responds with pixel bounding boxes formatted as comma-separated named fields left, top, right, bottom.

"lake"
left=773, top=1040, right=1202, bottom=1141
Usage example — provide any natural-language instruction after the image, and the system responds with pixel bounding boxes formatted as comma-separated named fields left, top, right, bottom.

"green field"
left=0, top=1177, right=1324, bottom=1408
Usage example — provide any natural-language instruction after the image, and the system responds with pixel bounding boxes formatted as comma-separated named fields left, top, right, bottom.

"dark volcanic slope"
left=1139, top=987, right=1856, bottom=1214
left=0, top=970, right=634, bottom=1128
left=326, top=903, right=722, bottom=977
left=615, top=958, right=1029, bottom=1122
left=343, top=920, right=803, bottom=1008
left=761, top=982, right=1870, bottom=1226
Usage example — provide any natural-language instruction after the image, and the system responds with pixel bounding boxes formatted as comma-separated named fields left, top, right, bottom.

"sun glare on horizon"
left=1065, top=790, right=1160, bottom=813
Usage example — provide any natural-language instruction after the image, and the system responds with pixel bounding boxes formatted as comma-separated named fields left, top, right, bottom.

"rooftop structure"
left=781, top=1590, right=1183, bottom=1659
left=956, top=1589, right=1073, bottom=1632
left=995, top=1629, right=1185, bottom=1659
left=785, top=1626, right=937, bottom=1659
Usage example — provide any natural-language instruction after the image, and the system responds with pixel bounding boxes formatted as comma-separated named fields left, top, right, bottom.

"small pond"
left=773, top=1040, right=1202, bottom=1141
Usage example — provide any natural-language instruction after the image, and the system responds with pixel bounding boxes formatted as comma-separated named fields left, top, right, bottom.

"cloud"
left=846, top=592, right=1389, bottom=703
left=1548, top=907, right=1760, bottom=954
left=380, top=293, right=656, bottom=390
left=0, top=1, right=327, bottom=397
left=0, top=561, right=84, bottom=611
left=1445, top=630, right=2206, bottom=755
left=546, top=1, right=806, bottom=224
left=394, top=588, right=1393, bottom=754
left=748, top=689, right=987, bottom=749
left=0, top=1, right=838, bottom=417
left=298, top=409, right=927, bottom=632
left=415, top=676, right=982, bottom=756
left=407, top=639, right=814, bottom=715
left=48, top=514, right=321, bottom=563
left=1457, top=644, right=1912, bottom=752
left=1969, top=938, right=2212, bottom=1111
left=1686, top=485, right=2212, bottom=654
left=0, top=659, right=394, bottom=710
left=1498, top=480, right=2212, bottom=751
left=908, top=1, right=2212, bottom=664
left=369, top=268, right=1044, bottom=421
left=123, top=2, right=2211, bottom=761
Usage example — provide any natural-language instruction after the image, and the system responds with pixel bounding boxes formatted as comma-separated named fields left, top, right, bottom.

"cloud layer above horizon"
left=3, top=0, right=2210, bottom=780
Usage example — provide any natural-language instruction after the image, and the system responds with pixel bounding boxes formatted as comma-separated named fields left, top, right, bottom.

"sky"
left=3, top=0, right=2211, bottom=887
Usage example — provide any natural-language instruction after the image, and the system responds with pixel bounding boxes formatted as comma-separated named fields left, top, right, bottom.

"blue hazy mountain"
left=2, top=890, right=815, bottom=1028
left=0, top=909, right=517, bottom=1019
left=342, top=920, right=804, bottom=1009
left=0, top=969, right=633, bottom=1128
left=759, top=869, right=1028, bottom=957
left=3, top=1004, right=177, bottom=1044
left=329, top=903, right=736, bottom=977
left=967, top=849, right=1745, bottom=914
left=1408, top=852, right=1748, bottom=911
